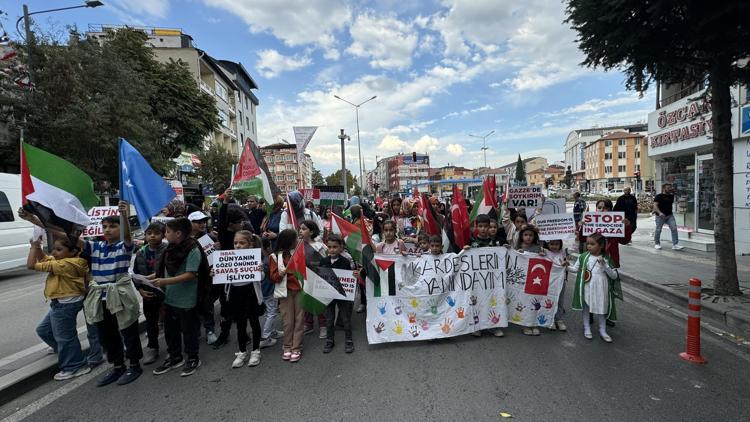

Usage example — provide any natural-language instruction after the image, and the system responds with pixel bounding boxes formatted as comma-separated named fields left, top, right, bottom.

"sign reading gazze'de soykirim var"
left=507, top=186, right=543, bottom=209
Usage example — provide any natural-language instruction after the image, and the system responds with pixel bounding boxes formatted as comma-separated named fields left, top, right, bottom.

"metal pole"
left=355, top=106, right=363, bottom=195
left=339, top=129, right=348, bottom=203
left=22, top=5, right=34, bottom=85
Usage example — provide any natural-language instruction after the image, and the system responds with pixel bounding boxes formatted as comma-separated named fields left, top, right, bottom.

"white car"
left=607, top=189, right=625, bottom=198
left=0, top=173, right=34, bottom=271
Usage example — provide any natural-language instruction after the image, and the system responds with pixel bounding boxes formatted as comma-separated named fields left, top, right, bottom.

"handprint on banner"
left=490, top=294, right=497, bottom=308
left=538, top=314, right=548, bottom=326
left=393, top=320, right=404, bottom=335
left=544, top=299, right=554, bottom=309
left=455, top=307, right=465, bottom=319
left=377, top=301, right=387, bottom=315
left=506, top=290, right=516, bottom=306
left=515, top=303, right=526, bottom=312
left=373, top=321, right=385, bottom=333
left=419, top=320, right=430, bottom=331
left=446, top=296, right=456, bottom=307
left=511, top=313, right=522, bottom=322
left=441, top=318, right=453, bottom=334
left=409, top=297, right=419, bottom=308
left=407, top=312, right=417, bottom=324
left=469, top=295, right=478, bottom=306
left=394, top=300, right=403, bottom=316
left=429, top=299, right=438, bottom=314
left=409, top=325, right=420, bottom=338
left=488, top=310, right=501, bottom=325
left=472, top=309, right=480, bottom=325
left=530, top=298, right=542, bottom=311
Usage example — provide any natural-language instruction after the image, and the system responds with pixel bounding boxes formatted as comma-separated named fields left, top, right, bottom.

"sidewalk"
left=613, top=229, right=750, bottom=338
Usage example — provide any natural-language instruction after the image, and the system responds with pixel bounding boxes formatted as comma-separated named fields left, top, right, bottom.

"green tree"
left=514, top=155, right=526, bottom=185
left=311, top=167, right=325, bottom=186
left=197, top=144, right=234, bottom=195
left=566, top=0, right=750, bottom=295
left=1, top=28, right=218, bottom=187
left=325, top=169, right=359, bottom=192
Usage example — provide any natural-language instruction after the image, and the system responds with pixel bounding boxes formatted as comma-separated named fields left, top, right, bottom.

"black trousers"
left=96, top=306, right=143, bottom=367
left=199, top=285, right=228, bottom=333
left=165, top=305, right=200, bottom=360
left=142, top=297, right=163, bottom=350
left=226, top=284, right=262, bottom=352
left=325, top=300, right=353, bottom=342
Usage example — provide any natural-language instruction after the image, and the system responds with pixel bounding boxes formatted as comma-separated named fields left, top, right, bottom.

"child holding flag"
left=300, top=220, right=329, bottom=339
left=270, top=229, right=305, bottom=362
left=321, top=234, right=356, bottom=354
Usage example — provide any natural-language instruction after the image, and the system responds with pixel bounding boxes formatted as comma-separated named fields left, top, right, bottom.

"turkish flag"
left=525, top=258, right=552, bottom=295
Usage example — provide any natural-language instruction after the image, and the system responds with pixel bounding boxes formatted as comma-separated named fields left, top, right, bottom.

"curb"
left=619, top=271, right=750, bottom=338
left=0, top=318, right=147, bottom=407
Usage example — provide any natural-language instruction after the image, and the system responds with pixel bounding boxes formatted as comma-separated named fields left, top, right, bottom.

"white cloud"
left=546, top=91, right=654, bottom=117
left=432, top=0, right=522, bottom=55
left=445, top=143, right=464, bottom=155
left=347, top=13, right=418, bottom=70
left=413, top=135, right=440, bottom=152
left=489, top=82, right=502, bottom=88
left=443, top=104, right=493, bottom=119
left=203, top=0, right=350, bottom=54
left=256, top=49, right=312, bottom=78
left=109, top=0, right=170, bottom=18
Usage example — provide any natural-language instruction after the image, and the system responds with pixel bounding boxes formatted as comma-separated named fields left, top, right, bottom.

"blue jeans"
left=36, top=300, right=87, bottom=372
left=85, top=322, right=103, bottom=365
left=654, top=214, right=679, bottom=246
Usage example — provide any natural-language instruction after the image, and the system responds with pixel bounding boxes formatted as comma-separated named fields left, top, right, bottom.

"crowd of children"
left=20, top=190, right=627, bottom=385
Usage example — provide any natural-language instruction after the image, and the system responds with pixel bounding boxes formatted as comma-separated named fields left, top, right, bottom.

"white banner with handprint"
left=365, top=248, right=509, bottom=344
left=504, top=249, right=565, bottom=328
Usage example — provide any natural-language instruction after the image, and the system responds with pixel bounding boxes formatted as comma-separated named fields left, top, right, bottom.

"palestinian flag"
left=286, top=244, right=333, bottom=315
left=330, top=213, right=363, bottom=262
left=285, top=193, right=299, bottom=229
left=21, top=142, right=99, bottom=235
left=231, top=138, right=279, bottom=213
left=362, top=250, right=397, bottom=298
left=469, top=176, right=499, bottom=222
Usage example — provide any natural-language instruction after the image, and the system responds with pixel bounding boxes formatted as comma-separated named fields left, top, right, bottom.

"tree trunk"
left=709, top=61, right=741, bottom=296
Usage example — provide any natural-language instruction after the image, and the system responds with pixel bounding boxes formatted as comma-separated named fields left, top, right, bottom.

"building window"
left=218, top=110, right=229, bottom=127
left=286, top=164, right=295, bottom=171
left=636, top=150, right=641, bottom=158
left=605, top=140, right=612, bottom=147
left=287, top=174, right=296, bottom=181
left=238, top=111, right=243, bottom=125
left=268, top=155, right=274, bottom=163
left=252, top=121, right=255, bottom=133
left=604, top=152, right=612, bottom=160
left=618, top=151, right=626, bottom=159
left=605, top=166, right=612, bottom=174
left=288, top=184, right=297, bottom=191
left=215, top=82, right=228, bottom=102
left=618, top=139, right=626, bottom=146
left=246, top=117, right=250, bottom=128
left=618, top=165, right=626, bottom=172
left=636, top=164, right=641, bottom=172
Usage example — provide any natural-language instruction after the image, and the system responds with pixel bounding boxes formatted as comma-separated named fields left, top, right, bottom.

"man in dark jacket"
left=614, top=187, right=638, bottom=232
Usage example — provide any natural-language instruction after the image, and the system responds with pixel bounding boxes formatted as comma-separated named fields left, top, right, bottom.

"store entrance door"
left=696, top=154, right=715, bottom=233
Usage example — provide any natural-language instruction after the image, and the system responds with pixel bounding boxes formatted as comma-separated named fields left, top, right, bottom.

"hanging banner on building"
left=212, top=248, right=263, bottom=284
left=83, top=206, right=120, bottom=237
left=581, top=212, right=625, bottom=237
left=504, top=250, right=565, bottom=327
left=365, top=248, right=508, bottom=344
left=198, top=234, right=217, bottom=266
left=293, top=126, right=317, bottom=162
left=507, top=186, right=543, bottom=209
left=534, top=213, right=577, bottom=240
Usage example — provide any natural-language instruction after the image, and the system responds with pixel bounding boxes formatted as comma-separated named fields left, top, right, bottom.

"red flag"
left=451, top=185, right=471, bottom=249
left=419, top=193, right=440, bottom=236
left=20, top=146, right=34, bottom=205
left=286, top=193, right=298, bottom=230
left=484, top=176, right=498, bottom=209
left=358, top=216, right=372, bottom=247
left=286, top=243, right=306, bottom=280
left=525, top=258, right=552, bottom=295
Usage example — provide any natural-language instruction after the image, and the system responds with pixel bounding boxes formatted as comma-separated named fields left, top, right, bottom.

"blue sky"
left=3, top=0, right=655, bottom=176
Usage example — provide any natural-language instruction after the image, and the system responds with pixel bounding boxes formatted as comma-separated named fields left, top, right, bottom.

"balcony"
left=199, top=80, right=213, bottom=95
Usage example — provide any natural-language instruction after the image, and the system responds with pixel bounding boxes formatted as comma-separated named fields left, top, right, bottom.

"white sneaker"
left=654, top=244, right=662, bottom=250
left=54, top=365, right=91, bottom=381
left=248, top=350, right=261, bottom=367
left=206, top=331, right=218, bottom=345
left=672, top=244, right=685, bottom=250
left=492, top=328, right=505, bottom=337
left=319, top=327, right=328, bottom=339
left=259, top=337, right=277, bottom=348
left=232, top=351, right=247, bottom=368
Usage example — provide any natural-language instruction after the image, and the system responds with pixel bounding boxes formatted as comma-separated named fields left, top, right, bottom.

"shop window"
left=660, top=155, right=696, bottom=230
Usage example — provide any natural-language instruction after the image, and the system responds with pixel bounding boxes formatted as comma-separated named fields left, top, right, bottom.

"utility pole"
left=338, top=129, right=350, bottom=201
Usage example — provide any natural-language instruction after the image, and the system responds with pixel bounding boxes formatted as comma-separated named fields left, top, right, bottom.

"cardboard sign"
left=581, top=212, right=625, bottom=237
left=507, top=186, right=543, bottom=209
left=83, top=206, right=119, bottom=237
left=541, top=198, right=566, bottom=214
left=212, top=248, right=263, bottom=284
left=534, top=213, right=577, bottom=241
left=150, top=216, right=174, bottom=224
left=198, top=234, right=217, bottom=265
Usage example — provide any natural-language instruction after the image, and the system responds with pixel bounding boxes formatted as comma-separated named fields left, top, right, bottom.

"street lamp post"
left=338, top=129, right=351, bottom=202
left=334, top=94, right=377, bottom=196
left=469, top=130, right=495, bottom=169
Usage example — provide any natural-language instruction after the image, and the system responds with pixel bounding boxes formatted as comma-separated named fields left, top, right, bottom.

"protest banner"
left=534, top=213, right=577, bottom=240
left=306, top=267, right=358, bottom=302
left=541, top=198, right=566, bottom=214
left=212, top=248, right=262, bottom=284
left=365, top=248, right=508, bottom=344
left=300, top=188, right=321, bottom=205
left=507, top=186, right=543, bottom=209
left=198, top=234, right=217, bottom=265
left=504, top=250, right=565, bottom=328
left=582, top=211, right=625, bottom=237
left=83, top=206, right=119, bottom=237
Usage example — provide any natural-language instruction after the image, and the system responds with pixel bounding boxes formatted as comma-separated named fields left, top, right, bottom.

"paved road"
left=1, top=281, right=749, bottom=422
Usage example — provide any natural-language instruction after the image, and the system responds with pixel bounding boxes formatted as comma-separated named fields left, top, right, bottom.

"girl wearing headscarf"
left=279, top=190, right=323, bottom=239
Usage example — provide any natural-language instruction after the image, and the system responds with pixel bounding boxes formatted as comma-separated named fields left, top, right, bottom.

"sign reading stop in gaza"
left=582, top=212, right=625, bottom=237
left=507, top=186, right=543, bottom=209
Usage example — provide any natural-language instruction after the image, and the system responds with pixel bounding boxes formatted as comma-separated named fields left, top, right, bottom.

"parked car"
left=607, top=189, right=625, bottom=198
left=0, top=173, right=34, bottom=271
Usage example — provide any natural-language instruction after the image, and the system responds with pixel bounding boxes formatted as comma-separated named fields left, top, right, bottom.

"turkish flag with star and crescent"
left=524, top=257, right=552, bottom=295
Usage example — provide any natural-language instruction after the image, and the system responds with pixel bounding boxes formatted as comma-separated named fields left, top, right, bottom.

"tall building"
left=563, top=123, right=647, bottom=176
left=259, top=142, right=314, bottom=194
left=583, top=132, right=652, bottom=193
left=372, top=153, right=431, bottom=196
left=86, top=25, right=259, bottom=158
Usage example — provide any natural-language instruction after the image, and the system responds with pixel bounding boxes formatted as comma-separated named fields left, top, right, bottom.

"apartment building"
left=583, top=131, right=652, bottom=194
left=259, top=142, right=314, bottom=194
left=371, top=153, right=431, bottom=196
left=563, top=123, right=647, bottom=181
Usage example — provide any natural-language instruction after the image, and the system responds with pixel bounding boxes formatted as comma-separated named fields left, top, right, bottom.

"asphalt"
left=1, top=280, right=749, bottom=422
